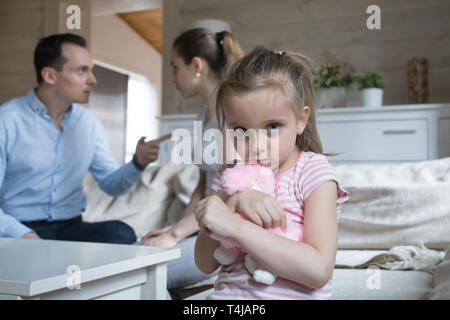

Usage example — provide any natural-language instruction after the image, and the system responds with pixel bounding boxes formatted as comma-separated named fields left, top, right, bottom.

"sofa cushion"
left=332, top=269, right=432, bottom=300
left=82, top=162, right=196, bottom=238
left=334, top=157, right=450, bottom=249
left=429, top=245, right=450, bottom=299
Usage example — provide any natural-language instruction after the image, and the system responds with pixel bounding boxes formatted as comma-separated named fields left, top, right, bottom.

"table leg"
left=140, top=263, right=167, bottom=300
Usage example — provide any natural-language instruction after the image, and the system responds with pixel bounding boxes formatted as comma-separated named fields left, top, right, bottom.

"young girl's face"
left=222, top=86, right=309, bottom=173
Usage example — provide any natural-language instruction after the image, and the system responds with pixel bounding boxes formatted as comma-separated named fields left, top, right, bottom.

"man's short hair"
left=34, top=33, right=87, bottom=85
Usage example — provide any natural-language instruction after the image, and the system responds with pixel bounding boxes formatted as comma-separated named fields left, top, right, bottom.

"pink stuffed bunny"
left=211, top=162, right=302, bottom=285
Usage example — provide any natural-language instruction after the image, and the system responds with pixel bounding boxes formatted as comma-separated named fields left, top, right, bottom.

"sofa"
left=82, top=157, right=450, bottom=300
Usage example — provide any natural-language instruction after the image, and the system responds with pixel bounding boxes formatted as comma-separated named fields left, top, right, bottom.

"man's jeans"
left=22, top=216, right=136, bottom=244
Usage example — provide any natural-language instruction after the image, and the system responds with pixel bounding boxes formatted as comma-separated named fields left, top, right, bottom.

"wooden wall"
left=0, top=0, right=91, bottom=105
left=0, top=0, right=45, bottom=103
left=161, top=0, right=450, bottom=114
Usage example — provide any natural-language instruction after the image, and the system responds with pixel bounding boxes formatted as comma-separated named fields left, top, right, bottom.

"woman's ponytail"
left=220, top=31, right=244, bottom=68
left=173, top=28, right=244, bottom=79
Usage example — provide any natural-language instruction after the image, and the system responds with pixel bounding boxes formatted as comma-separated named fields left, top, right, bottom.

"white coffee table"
left=0, top=238, right=180, bottom=300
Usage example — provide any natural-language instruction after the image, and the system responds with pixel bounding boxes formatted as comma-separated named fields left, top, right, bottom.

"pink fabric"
left=219, top=163, right=302, bottom=251
left=208, top=151, right=350, bottom=300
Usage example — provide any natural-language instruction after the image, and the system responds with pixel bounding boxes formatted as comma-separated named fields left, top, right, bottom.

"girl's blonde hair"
left=216, top=46, right=325, bottom=155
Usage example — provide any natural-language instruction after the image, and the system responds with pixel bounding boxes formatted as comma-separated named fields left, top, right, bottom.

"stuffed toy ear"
left=222, top=163, right=275, bottom=195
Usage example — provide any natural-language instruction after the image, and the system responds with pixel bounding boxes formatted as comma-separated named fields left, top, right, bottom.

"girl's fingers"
left=255, top=204, right=272, bottom=228
left=269, top=201, right=286, bottom=230
left=240, top=204, right=263, bottom=227
left=277, top=205, right=287, bottom=231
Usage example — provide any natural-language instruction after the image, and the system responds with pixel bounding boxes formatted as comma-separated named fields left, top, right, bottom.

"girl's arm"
left=194, top=230, right=221, bottom=274
left=196, top=181, right=339, bottom=289
left=234, top=181, right=338, bottom=288
left=194, top=192, right=225, bottom=274
left=143, top=170, right=206, bottom=247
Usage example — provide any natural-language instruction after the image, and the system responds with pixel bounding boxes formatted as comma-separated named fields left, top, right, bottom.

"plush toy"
left=210, top=162, right=302, bottom=285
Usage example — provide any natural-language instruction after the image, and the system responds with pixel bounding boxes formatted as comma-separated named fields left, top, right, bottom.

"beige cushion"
left=430, top=246, right=450, bottom=299
left=82, top=163, right=198, bottom=238
left=335, top=157, right=450, bottom=249
left=332, top=269, right=432, bottom=300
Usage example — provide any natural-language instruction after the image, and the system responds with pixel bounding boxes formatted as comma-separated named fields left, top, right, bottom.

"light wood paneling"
left=118, top=9, right=163, bottom=53
left=0, top=74, right=36, bottom=101
left=0, top=6, right=43, bottom=34
left=0, top=0, right=43, bottom=12
left=162, top=0, right=450, bottom=112
left=0, top=0, right=44, bottom=104
left=0, top=0, right=93, bottom=104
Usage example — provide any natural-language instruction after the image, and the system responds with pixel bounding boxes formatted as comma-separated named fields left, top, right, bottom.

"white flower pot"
left=362, top=88, right=383, bottom=107
left=317, top=87, right=347, bottom=109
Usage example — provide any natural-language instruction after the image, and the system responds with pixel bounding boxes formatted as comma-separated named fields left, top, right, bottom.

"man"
left=0, top=33, right=169, bottom=244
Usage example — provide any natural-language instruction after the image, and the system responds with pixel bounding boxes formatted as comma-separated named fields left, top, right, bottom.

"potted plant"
left=355, top=72, right=384, bottom=107
left=314, top=62, right=354, bottom=108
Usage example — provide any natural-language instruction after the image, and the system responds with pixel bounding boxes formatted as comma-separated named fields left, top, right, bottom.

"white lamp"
left=189, top=19, right=231, bottom=33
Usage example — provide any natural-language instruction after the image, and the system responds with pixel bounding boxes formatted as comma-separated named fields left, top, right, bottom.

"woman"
left=141, top=28, right=244, bottom=296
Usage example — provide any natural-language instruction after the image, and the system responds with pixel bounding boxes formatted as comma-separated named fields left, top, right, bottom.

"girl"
left=140, top=28, right=244, bottom=295
left=194, top=46, right=350, bottom=300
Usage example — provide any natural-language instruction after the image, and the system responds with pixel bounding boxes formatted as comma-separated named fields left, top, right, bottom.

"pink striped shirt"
left=208, top=151, right=350, bottom=300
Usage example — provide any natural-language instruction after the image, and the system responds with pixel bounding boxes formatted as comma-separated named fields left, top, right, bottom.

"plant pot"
left=361, top=88, right=383, bottom=107
left=317, top=87, right=347, bottom=109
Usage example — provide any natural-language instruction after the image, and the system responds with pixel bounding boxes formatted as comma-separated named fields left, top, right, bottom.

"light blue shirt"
left=0, top=89, right=143, bottom=238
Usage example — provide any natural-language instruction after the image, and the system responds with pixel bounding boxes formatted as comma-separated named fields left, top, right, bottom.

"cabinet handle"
left=382, top=129, right=416, bottom=135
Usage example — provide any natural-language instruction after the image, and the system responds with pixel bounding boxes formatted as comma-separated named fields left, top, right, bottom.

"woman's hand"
left=227, top=189, right=286, bottom=230
left=194, top=195, right=240, bottom=239
left=22, top=232, right=41, bottom=240
left=141, top=226, right=171, bottom=240
left=142, top=226, right=178, bottom=248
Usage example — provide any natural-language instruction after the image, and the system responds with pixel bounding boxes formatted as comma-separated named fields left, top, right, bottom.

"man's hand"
left=134, top=133, right=172, bottom=168
left=22, top=232, right=41, bottom=240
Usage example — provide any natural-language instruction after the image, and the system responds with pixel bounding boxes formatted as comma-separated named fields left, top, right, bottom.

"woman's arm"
left=196, top=181, right=339, bottom=289
left=169, top=170, right=206, bottom=240
left=143, top=170, right=206, bottom=247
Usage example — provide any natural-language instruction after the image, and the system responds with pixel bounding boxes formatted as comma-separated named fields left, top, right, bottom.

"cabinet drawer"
left=317, top=119, right=428, bottom=162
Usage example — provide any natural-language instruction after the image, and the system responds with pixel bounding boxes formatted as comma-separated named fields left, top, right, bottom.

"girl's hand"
left=194, top=195, right=240, bottom=239
left=227, top=189, right=286, bottom=230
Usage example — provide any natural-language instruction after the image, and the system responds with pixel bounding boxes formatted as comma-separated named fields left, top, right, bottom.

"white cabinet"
left=318, top=119, right=428, bottom=162
left=317, top=104, right=450, bottom=163
left=157, top=103, right=450, bottom=165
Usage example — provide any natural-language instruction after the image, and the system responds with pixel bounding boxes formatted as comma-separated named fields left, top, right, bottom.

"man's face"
left=53, top=43, right=97, bottom=104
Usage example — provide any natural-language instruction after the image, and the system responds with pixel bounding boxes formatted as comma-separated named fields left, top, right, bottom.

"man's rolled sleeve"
left=0, top=210, right=33, bottom=238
